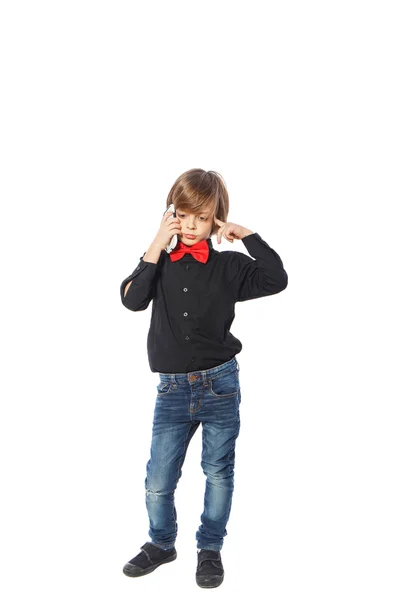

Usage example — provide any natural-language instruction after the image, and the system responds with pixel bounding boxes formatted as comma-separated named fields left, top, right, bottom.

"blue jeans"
left=144, top=356, right=241, bottom=552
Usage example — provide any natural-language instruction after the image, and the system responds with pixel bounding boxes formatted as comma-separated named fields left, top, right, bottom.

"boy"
left=119, top=169, right=288, bottom=587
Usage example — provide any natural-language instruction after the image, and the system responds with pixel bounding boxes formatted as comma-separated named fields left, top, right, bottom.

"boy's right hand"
left=153, top=211, right=182, bottom=249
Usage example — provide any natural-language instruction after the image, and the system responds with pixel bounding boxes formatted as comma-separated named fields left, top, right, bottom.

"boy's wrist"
left=240, top=228, right=254, bottom=239
left=152, top=237, right=167, bottom=251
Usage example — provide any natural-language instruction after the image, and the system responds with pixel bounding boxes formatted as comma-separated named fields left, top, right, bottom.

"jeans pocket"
left=209, top=369, right=239, bottom=398
left=156, top=381, right=173, bottom=396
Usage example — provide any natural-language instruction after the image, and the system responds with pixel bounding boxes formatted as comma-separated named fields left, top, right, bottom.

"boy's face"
left=176, top=208, right=213, bottom=245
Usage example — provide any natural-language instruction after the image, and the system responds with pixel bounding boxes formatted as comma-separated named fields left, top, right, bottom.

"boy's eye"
left=178, top=214, right=206, bottom=221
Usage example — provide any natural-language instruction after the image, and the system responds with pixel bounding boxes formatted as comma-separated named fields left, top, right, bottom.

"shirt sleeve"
left=227, top=232, right=288, bottom=302
left=120, top=251, right=163, bottom=311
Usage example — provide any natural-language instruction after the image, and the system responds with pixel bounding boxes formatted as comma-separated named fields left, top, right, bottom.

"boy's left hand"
left=214, top=218, right=254, bottom=244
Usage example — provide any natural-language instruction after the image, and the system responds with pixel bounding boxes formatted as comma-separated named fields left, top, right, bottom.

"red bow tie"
left=169, top=239, right=209, bottom=263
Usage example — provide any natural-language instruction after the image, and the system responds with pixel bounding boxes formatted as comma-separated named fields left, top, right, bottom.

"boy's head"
left=166, top=169, right=229, bottom=245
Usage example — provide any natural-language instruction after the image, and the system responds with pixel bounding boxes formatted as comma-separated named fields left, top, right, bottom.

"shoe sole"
left=123, top=552, right=177, bottom=577
left=196, top=573, right=224, bottom=588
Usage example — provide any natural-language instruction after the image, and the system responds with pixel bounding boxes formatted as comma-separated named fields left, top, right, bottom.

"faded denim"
left=144, top=356, right=241, bottom=552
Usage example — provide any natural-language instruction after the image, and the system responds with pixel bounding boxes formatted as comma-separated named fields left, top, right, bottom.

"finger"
left=217, top=223, right=228, bottom=243
left=221, top=226, right=232, bottom=243
left=168, top=228, right=182, bottom=238
left=224, top=232, right=233, bottom=243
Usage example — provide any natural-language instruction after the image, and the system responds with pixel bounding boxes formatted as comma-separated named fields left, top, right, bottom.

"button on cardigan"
left=120, top=233, right=288, bottom=373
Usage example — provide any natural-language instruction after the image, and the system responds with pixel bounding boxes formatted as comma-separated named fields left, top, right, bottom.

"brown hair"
left=166, top=168, right=229, bottom=237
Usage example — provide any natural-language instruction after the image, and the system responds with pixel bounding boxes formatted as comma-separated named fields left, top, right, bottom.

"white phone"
left=164, top=204, right=178, bottom=253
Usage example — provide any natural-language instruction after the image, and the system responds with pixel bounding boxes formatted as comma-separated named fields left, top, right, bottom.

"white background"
left=1, top=1, right=399, bottom=598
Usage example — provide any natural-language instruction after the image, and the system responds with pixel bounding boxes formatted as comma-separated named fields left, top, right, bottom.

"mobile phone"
left=164, top=204, right=178, bottom=253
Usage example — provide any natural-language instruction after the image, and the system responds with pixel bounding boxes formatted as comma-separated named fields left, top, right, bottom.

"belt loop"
left=202, top=370, right=207, bottom=385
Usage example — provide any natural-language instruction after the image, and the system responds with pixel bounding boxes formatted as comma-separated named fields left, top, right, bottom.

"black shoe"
left=196, top=549, right=224, bottom=588
left=123, top=542, right=177, bottom=577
